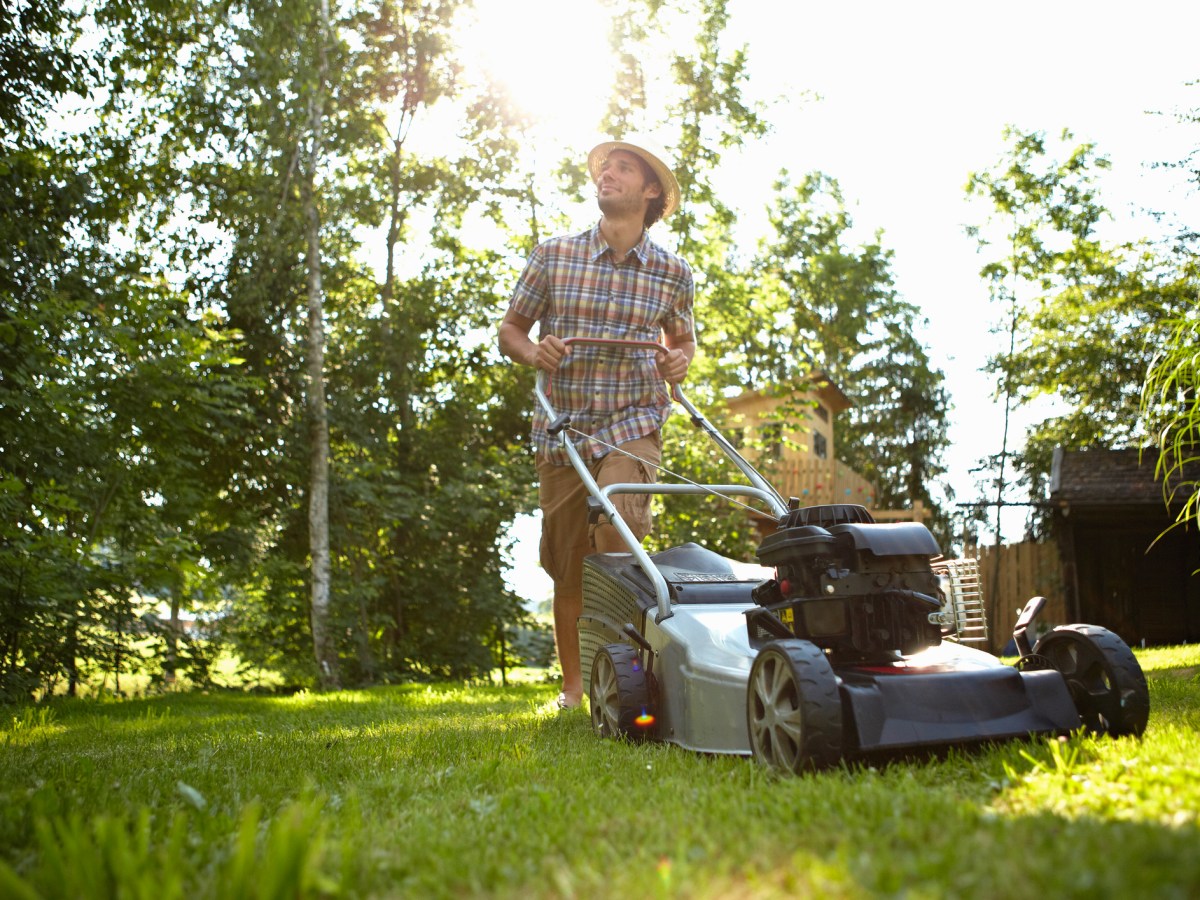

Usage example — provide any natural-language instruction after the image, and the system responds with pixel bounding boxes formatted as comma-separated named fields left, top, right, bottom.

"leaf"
left=176, top=780, right=206, bottom=811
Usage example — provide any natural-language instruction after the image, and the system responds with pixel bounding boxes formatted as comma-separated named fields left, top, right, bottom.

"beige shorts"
left=537, top=433, right=662, bottom=595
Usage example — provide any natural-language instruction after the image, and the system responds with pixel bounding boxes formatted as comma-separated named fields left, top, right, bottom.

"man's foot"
left=555, top=691, right=582, bottom=710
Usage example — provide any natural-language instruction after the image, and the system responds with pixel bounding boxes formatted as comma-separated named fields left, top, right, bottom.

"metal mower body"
left=578, top=539, right=1084, bottom=759
left=536, top=338, right=1150, bottom=771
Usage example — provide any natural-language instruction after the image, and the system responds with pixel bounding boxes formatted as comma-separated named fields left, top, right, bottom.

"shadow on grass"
left=5, top=681, right=552, bottom=734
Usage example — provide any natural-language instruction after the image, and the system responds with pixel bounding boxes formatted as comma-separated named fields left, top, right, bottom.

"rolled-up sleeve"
left=509, top=243, right=549, bottom=322
left=660, top=261, right=694, bottom=338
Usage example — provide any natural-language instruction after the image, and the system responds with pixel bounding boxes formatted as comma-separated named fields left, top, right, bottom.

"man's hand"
left=532, top=335, right=569, bottom=372
left=655, top=347, right=690, bottom=384
left=499, top=310, right=570, bottom=372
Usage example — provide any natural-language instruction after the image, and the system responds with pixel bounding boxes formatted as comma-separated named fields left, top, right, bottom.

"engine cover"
left=754, top=511, right=944, bottom=661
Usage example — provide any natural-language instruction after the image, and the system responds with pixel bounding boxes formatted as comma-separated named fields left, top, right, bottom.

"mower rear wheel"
left=747, top=639, right=843, bottom=772
left=589, top=643, right=654, bottom=741
left=1033, top=624, right=1150, bottom=737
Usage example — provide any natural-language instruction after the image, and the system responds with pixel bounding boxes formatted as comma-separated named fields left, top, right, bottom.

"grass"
left=1, top=647, right=1198, bottom=898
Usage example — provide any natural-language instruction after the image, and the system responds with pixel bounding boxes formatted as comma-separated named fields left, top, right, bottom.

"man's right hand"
left=499, top=310, right=570, bottom=372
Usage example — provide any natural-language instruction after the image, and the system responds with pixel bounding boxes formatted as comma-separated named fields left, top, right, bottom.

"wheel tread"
left=1034, top=624, right=1150, bottom=737
left=589, top=643, right=653, bottom=741
left=747, top=639, right=843, bottom=772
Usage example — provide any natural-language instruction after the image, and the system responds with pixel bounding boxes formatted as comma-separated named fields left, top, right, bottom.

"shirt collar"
left=588, top=221, right=650, bottom=265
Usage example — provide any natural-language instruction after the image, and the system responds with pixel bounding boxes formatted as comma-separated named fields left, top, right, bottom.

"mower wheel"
left=589, top=643, right=655, bottom=741
left=1033, top=624, right=1150, bottom=737
left=746, top=639, right=843, bottom=772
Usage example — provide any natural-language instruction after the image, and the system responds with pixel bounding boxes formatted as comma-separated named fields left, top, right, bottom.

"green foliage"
left=1142, top=305, right=1200, bottom=540
left=0, top=1, right=260, bottom=700
left=0, top=797, right=335, bottom=899
left=965, top=127, right=1192, bottom=536
left=0, top=0, right=543, bottom=695
left=0, top=1, right=92, bottom=140
left=663, top=0, right=768, bottom=261
left=50, top=0, right=539, bottom=689
left=752, top=173, right=954, bottom=540
left=1140, top=97, right=1200, bottom=542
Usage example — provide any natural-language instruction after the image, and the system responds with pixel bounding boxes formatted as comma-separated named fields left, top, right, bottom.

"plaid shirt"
left=509, top=223, right=695, bottom=465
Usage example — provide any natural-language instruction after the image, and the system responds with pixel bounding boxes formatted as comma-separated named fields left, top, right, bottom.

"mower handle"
left=540, top=336, right=686, bottom=403
left=533, top=336, right=784, bottom=519
left=530, top=334, right=788, bottom=623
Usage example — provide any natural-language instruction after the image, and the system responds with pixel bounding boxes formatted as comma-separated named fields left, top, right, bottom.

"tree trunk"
left=304, top=0, right=338, bottom=690
left=382, top=131, right=413, bottom=666
left=66, top=617, right=78, bottom=697
left=165, top=592, right=180, bottom=686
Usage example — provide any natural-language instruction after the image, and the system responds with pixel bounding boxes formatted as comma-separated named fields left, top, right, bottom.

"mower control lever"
left=622, top=622, right=654, bottom=653
left=622, top=623, right=656, bottom=679
left=1012, top=596, right=1047, bottom=658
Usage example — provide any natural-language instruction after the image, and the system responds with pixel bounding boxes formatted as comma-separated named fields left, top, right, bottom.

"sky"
left=720, top=0, right=1199, bottom=519
left=454, top=0, right=1200, bottom=605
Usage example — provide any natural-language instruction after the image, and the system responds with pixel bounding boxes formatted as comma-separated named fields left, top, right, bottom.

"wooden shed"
left=1049, top=447, right=1200, bottom=647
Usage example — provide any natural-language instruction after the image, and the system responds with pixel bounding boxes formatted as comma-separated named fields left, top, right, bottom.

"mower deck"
left=580, top=544, right=1084, bottom=762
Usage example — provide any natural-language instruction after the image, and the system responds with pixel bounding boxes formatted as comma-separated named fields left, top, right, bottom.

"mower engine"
left=750, top=504, right=944, bottom=662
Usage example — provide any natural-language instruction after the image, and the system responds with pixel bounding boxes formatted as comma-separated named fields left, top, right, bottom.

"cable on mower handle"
left=532, top=334, right=785, bottom=517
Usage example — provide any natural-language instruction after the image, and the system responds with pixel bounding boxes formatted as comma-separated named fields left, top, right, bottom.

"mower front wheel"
left=747, top=639, right=843, bottom=772
left=589, top=643, right=655, bottom=741
left=1033, top=624, right=1150, bottom=737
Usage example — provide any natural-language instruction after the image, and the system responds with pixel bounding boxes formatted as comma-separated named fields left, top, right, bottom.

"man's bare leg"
left=554, top=586, right=583, bottom=706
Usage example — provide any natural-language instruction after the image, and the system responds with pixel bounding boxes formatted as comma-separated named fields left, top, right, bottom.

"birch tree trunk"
left=303, top=0, right=338, bottom=689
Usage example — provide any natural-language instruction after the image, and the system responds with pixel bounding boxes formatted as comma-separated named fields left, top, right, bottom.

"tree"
left=1141, top=93, right=1200, bottom=540
left=0, top=0, right=264, bottom=699
left=753, top=173, right=953, bottom=540
left=965, top=126, right=1192, bottom=538
left=82, top=0, right=544, bottom=689
left=300, top=0, right=337, bottom=687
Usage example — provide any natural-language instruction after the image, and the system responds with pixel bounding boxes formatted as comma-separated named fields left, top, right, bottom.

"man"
left=498, top=138, right=696, bottom=709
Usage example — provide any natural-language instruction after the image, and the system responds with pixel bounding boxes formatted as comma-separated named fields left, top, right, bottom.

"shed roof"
left=1049, top=447, right=1199, bottom=509
left=726, top=370, right=852, bottom=416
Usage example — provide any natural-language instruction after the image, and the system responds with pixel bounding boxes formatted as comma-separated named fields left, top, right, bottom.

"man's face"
left=596, top=149, right=662, bottom=219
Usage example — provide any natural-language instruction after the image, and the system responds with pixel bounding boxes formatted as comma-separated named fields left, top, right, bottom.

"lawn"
left=2, top=646, right=1198, bottom=898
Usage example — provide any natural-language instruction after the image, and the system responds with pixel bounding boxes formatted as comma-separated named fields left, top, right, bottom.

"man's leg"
left=551, top=586, right=584, bottom=703
left=592, top=433, right=661, bottom=552
left=537, top=457, right=590, bottom=706
left=592, top=526, right=627, bottom=553
left=537, top=434, right=661, bottom=705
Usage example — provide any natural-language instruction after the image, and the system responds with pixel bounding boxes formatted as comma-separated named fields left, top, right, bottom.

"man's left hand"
left=655, top=348, right=689, bottom=384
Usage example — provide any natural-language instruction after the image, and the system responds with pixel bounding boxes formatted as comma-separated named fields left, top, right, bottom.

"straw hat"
left=587, top=137, right=681, bottom=219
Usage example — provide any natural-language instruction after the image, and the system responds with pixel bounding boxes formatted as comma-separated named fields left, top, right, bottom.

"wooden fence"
left=767, top=458, right=877, bottom=509
left=969, top=541, right=1065, bottom=653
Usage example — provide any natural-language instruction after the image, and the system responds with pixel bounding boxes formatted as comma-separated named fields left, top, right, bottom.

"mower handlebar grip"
left=544, top=337, right=685, bottom=403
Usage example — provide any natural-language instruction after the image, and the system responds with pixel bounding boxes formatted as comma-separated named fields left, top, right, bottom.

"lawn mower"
left=535, top=338, right=1151, bottom=772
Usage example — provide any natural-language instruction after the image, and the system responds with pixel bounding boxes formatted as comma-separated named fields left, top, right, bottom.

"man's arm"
left=498, top=308, right=568, bottom=372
